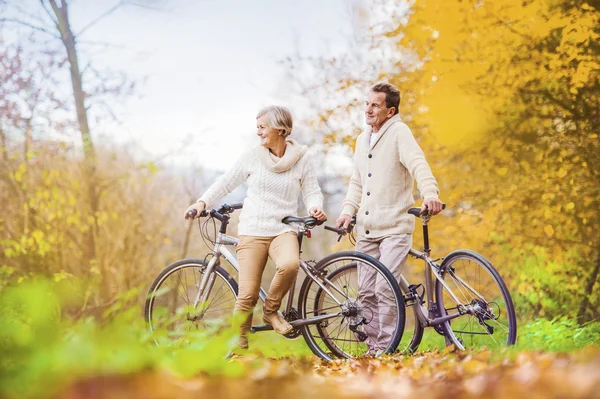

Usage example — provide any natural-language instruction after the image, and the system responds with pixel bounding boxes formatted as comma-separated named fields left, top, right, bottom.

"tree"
left=287, top=0, right=599, bottom=322
left=1, top=0, right=141, bottom=263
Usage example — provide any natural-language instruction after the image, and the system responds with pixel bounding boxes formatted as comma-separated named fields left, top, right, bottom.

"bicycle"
left=144, top=203, right=406, bottom=360
left=330, top=205, right=517, bottom=353
left=393, top=206, right=517, bottom=352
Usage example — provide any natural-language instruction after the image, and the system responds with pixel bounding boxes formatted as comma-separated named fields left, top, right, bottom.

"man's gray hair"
left=256, top=105, right=293, bottom=137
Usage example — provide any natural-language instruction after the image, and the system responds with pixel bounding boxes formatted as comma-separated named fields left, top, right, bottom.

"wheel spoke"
left=147, top=263, right=238, bottom=345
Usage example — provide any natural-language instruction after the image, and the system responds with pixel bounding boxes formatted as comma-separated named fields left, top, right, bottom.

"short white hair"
left=256, top=105, right=293, bottom=137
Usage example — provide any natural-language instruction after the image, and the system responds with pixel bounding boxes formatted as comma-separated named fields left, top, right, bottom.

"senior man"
left=336, top=82, right=444, bottom=354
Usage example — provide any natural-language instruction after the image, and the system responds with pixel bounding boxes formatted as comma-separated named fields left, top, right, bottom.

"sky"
left=4, top=0, right=362, bottom=171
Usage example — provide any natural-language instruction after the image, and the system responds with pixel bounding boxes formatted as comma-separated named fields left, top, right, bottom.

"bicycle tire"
left=145, top=258, right=238, bottom=338
left=398, top=287, right=425, bottom=354
left=297, top=251, right=405, bottom=360
left=434, top=250, right=517, bottom=350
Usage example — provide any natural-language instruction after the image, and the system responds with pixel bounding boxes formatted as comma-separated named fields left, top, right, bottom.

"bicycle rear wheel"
left=145, top=258, right=238, bottom=343
left=435, top=250, right=517, bottom=349
left=298, top=251, right=405, bottom=360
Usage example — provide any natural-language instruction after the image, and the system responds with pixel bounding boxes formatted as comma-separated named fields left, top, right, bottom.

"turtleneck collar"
left=257, top=138, right=307, bottom=173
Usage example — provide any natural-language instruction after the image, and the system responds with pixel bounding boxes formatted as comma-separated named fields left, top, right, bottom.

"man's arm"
left=337, top=146, right=363, bottom=228
left=397, top=125, right=443, bottom=214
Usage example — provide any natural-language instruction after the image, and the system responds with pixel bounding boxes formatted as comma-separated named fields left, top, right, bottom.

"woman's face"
left=256, top=115, right=282, bottom=147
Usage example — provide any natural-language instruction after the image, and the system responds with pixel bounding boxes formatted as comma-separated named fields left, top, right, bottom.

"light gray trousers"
left=356, top=233, right=412, bottom=350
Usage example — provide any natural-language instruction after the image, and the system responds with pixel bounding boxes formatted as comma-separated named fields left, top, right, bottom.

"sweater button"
left=365, top=230, right=370, bottom=235
left=368, top=154, right=372, bottom=159
left=368, top=173, right=372, bottom=177
left=367, top=192, right=370, bottom=196
left=365, top=211, right=369, bottom=215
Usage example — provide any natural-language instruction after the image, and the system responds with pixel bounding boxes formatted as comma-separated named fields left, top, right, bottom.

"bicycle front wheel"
left=435, top=250, right=517, bottom=350
left=298, top=251, right=405, bottom=360
left=145, top=258, right=238, bottom=342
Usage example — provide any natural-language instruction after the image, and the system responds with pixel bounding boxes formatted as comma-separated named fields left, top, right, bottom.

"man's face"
left=365, top=91, right=394, bottom=130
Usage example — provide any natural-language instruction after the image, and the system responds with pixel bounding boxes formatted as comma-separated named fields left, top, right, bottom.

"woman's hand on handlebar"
left=184, top=201, right=206, bottom=220
left=310, top=207, right=327, bottom=221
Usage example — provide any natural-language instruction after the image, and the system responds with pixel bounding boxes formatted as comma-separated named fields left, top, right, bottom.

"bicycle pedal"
left=250, top=324, right=273, bottom=333
left=408, top=284, right=425, bottom=302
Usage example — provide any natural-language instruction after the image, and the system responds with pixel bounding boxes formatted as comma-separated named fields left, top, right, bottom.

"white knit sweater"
left=198, top=139, right=324, bottom=237
left=341, top=115, right=439, bottom=238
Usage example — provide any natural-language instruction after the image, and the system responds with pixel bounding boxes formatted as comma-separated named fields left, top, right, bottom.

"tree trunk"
left=48, top=0, right=94, bottom=160
left=0, top=125, right=6, bottom=162
left=23, top=119, right=32, bottom=234
left=578, top=245, right=600, bottom=324
left=48, top=0, right=98, bottom=262
left=180, top=204, right=195, bottom=259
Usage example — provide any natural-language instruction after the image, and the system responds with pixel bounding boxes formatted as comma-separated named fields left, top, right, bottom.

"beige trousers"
left=234, top=232, right=300, bottom=334
left=356, top=233, right=412, bottom=350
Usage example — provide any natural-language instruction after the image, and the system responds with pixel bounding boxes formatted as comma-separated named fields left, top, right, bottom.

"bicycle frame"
left=192, top=229, right=348, bottom=331
left=401, top=216, right=484, bottom=328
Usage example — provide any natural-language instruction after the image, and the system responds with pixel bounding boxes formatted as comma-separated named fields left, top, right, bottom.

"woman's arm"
left=300, top=155, right=324, bottom=214
left=197, top=152, right=250, bottom=208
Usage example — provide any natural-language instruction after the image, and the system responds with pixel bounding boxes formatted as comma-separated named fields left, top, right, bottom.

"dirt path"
left=59, top=349, right=600, bottom=399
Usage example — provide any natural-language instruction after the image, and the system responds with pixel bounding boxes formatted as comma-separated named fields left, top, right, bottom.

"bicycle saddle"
left=408, top=208, right=423, bottom=217
left=282, top=216, right=324, bottom=228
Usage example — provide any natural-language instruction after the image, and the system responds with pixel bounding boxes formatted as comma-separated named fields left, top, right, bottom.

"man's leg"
left=355, top=237, right=381, bottom=351
left=374, top=234, right=412, bottom=349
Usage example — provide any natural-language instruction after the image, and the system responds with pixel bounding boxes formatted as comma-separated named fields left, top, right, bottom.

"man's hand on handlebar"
left=335, top=214, right=353, bottom=230
left=421, top=198, right=444, bottom=216
left=184, top=201, right=206, bottom=220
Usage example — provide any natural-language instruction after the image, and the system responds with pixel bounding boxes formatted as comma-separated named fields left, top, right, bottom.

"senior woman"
left=185, top=105, right=326, bottom=349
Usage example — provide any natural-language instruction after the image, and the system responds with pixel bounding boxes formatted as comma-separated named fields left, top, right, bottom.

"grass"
left=0, top=278, right=598, bottom=398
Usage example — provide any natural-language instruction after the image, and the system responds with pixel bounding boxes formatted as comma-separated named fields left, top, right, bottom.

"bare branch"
left=40, top=0, right=59, bottom=25
left=77, top=39, right=127, bottom=50
left=7, top=2, right=54, bottom=28
left=123, top=0, right=164, bottom=11
left=76, top=1, right=125, bottom=37
left=0, top=17, right=60, bottom=38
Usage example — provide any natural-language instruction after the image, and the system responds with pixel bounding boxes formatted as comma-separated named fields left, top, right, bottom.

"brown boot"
left=238, top=334, right=249, bottom=349
left=262, top=310, right=293, bottom=335
left=237, top=311, right=253, bottom=349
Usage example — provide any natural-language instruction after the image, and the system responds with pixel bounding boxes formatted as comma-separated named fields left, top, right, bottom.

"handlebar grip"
left=187, top=209, right=197, bottom=219
left=324, top=225, right=346, bottom=235
left=187, top=209, right=208, bottom=219
left=421, top=203, right=447, bottom=216
left=231, top=203, right=243, bottom=210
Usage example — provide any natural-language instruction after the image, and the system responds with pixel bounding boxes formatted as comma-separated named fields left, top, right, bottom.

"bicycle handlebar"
left=187, top=203, right=244, bottom=220
left=324, top=225, right=346, bottom=235
left=324, top=216, right=356, bottom=242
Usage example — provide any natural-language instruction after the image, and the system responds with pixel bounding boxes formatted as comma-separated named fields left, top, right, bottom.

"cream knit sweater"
left=198, top=139, right=324, bottom=237
left=341, top=115, right=439, bottom=238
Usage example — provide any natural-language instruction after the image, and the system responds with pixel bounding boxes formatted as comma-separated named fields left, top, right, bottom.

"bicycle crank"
left=283, top=308, right=302, bottom=339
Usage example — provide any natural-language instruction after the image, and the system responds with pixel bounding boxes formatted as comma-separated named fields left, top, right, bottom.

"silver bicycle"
left=394, top=206, right=518, bottom=353
left=144, top=203, right=405, bottom=360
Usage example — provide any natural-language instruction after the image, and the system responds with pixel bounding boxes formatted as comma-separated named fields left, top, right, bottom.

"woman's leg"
left=263, top=232, right=300, bottom=334
left=235, top=235, right=271, bottom=348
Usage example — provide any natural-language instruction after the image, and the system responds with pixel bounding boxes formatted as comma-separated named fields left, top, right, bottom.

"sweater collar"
left=257, top=139, right=307, bottom=173
left=365, top=114, right=401, bottom=149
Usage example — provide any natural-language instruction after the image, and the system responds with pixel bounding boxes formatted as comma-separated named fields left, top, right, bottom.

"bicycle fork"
left=192, top=255, right=218, bottom=314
